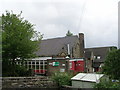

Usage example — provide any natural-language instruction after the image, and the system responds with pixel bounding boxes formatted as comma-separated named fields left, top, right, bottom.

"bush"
left=2, top=59, right=32, bottom=77
left=14, top=65, right=32, bottom=76
left=103, top=49, right=120, bottom=80
left=94, top=80, right=120, bottom=89
left=51, top=71, right=73, bottom=86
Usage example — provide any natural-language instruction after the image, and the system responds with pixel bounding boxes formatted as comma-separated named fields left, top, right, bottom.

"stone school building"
left=16, top=33, right=85, bottom=75
left=15, top=33, right=117, bottom=75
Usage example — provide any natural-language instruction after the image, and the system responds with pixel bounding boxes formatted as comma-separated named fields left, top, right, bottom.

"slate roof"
left=84, top=51, right=91, bottom=58
left=35, top=35, right=79, bottom=56
left=85, top=47, right=109, bottom=62
left=85, top=47, right=113, bottom=62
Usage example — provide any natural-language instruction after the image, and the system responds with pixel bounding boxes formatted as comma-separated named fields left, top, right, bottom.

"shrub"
left=103, top=49, right=120, bottom=80
left=94, top=80, right=120, bottom=89
left=2, top=59, right=32, bottom=77
left=51, top=71, right=73, bottom=86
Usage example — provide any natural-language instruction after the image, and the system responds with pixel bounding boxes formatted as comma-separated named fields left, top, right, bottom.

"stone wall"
left=72, top=42, right=81, bottom=58
left=2, top=76, right=57, bottom=88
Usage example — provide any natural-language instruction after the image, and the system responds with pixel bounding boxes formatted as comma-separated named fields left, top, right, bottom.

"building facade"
left=15, top=33, right=117, bottom=75
left=84, top=46, right=117, bottom=73
left=16, top=33, right=85, bottom=75
left=47, top=58, right=84, bottom=75
left=16, top=57, right=52, bottom=75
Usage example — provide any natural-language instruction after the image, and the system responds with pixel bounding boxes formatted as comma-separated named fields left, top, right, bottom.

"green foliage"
left=51, top=71, right=73, bottom=86
left=66, top=30, right=73, bottom=36
left=2, top=11, right=42, bottom=61
left=0, top=16, right=2, bottom=58
left=94, top=80, right=120, bottom=89
left=103, top=49, right=120, bottom=80
left=94, top=49, right=120, bottom=89
left=2, top=11, right=42, bottom=76
left=2, top=59, right=32, bottom=77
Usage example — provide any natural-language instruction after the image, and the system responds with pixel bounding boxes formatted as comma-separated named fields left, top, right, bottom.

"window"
left=62, top=47, right=64, bottom=49
left=94, top=56, right=96, bottom=59
left=45, top=65, right=47, bottom=69
left=36, top=65, right=39, bottom=69
left=45, top=61, right=47, bottom=64
left=62, top=64, right=65, bottom=66
left=29, top=62, right=31, bottom=64
left=29, top=65, right=31, bottom=69
left=32, top=65, right=35, bottom=69
left=94, top=56, right=101, bottom=59
left=36, top=62, right=39, bottom=64
left=97, top=56, right=101, bottom=59
left=40, top=62, right=43, bottom=64
left=32, top=62, right=35, bottom=64
left=84, top=51, right=85, bottom=53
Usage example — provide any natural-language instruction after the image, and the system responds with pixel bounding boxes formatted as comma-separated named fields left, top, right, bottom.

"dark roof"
left=35, top=35, right=79, bottom=56
left=85, top=46, right=117, bottom=50
left=85, top=46, right=117, bottom=68
left=85, top=47, right=115, bottom=62
left=84, top=51, right=91, bottom=58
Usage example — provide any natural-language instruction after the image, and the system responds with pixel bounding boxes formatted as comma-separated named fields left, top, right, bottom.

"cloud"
left=79, top=0, right=118, bottom=48
left=1, top=0, right=119, bottom=48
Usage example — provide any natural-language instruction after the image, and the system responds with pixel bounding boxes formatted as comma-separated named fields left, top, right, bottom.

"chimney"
left=79, top=33, right=85, bottom=58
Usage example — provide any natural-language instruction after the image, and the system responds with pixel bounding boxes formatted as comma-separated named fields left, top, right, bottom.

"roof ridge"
left=42, top=35, right=78, bottom=41
left=85, top=46, right=117, bottom=49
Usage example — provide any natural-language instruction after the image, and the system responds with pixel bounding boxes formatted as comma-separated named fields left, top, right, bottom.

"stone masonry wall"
left=2, top=76, right=57, bottom=88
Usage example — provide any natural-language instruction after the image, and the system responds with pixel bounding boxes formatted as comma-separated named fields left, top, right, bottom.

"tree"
left=0, top=16, right=2, bottom=56
left=2, top=11, right=42, bottom=62
left=103, top=49, right=120, bottom=80
left=2, top=11, right=43, bottom=76
left=66, top=30, right=73, bottom=36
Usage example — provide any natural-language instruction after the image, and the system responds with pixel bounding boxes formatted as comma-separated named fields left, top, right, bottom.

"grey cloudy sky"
left=0, top=0, right=119, bottom=48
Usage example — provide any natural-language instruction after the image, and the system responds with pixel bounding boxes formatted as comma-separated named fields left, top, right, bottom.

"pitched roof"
left=85, top=47, right=113, bottom=62
left=84, top=51, right=91, bottom=58
left=35, top=35, right=79, bottom=56
left=85, top=46, right=117, bottom=68
left=71, top=73, right=104, bottom=83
